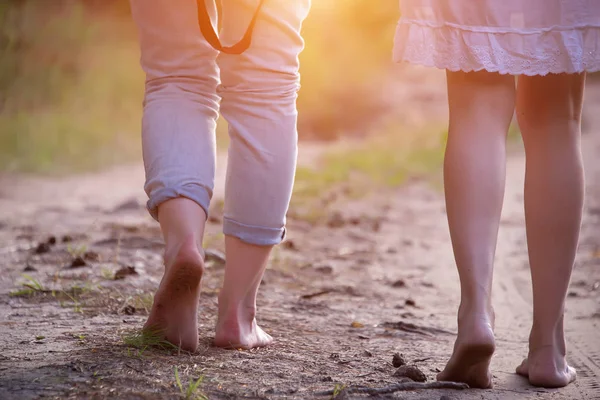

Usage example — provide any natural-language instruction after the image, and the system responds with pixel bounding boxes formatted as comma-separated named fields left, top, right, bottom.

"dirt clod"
left=47, top=236, right=57, bottom=245
left=315, top=264, right=334, bottom=274
left=114, top=266, right=138, bottom=280
left=392, top=353, right=407, bottom=367
left=205, top=249, right=226, bottom=265
left=34, top=242, right=51, bottom=254
left=208, top=214, right=221, bottom=224
left=392, top=279, right=406, bottom=288
left=84, top=251, right=100, bottom=262
left=393, top=365, right=427, bottom=382
left=69, top=257, right=87, bottom=268
left=405, top=299, right=416, bottom=307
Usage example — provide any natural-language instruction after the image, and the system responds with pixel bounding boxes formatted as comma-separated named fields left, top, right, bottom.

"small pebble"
left=70, top=257, right=87, bottom=268
left=47, top=236, right=57, bottom=245
left=392, top=353, right=407, bottom=367
left=394, top=365, right=427, bottom=382
left=34, top=242, right=51, bottom=254
left=392, top=279, right=406, bottom=288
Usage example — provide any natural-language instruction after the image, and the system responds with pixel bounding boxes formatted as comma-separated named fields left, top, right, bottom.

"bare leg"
left=214, top=237, right=273, bottom=349
left=437, top=71, right=516, bottom=389
left=143, top=198, right=206, bottom=352
left=514, top=73, right=584, bottom=388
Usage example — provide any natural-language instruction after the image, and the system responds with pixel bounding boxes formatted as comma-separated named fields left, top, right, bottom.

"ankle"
left=529, top=323, right=566, bottom=353
left=458, top=299, right=494, bottom=321
left=218, top=295, right=256, bottom=323
left=164, top=235, right=204, bottom=266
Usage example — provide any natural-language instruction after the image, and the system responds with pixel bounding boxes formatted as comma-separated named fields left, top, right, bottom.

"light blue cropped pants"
left=130, top=0, right=311, bottom=245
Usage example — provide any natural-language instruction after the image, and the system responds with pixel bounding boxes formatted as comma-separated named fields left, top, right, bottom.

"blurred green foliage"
left=0, top=0, right=399, bottom=173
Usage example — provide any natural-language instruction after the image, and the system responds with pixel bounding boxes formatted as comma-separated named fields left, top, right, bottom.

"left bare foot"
left=437, top=310, right=495, bottom=389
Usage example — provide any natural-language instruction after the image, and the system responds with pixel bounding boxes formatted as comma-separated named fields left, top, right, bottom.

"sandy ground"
left=0, top=67, right=599, bottom=400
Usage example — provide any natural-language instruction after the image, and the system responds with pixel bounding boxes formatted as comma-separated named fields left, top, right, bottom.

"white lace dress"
left=394, top=0, right=600, bottom=75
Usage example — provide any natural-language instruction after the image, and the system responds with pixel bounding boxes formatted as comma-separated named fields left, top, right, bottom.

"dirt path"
left=1, top=69, right=599, bottom=400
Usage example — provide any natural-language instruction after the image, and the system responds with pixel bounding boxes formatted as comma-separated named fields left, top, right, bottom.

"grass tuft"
left=175, top=367, right=208, bottom=400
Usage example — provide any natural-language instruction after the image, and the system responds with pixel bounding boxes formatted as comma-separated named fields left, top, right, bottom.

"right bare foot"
left=516, top=346, right=576, bottom=387
left=214, top=316, right=273, bottom=350
left=437, top=311, right=496, bottom=389
left=143, top=237, right=204, bottom=352
left=214, top=301, right=273, bottom=349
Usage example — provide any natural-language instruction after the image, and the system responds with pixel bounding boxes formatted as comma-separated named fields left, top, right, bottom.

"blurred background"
left=0, top=0, right=402, bottom=174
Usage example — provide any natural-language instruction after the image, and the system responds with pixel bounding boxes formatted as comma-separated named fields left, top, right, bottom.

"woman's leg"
left=129, top=0, right=220, bottom=352
left=514, top=73, right=585, bottom=388
left=437, top=71, right=516, bottom=388
left=213, top=0, right=311, bottom=349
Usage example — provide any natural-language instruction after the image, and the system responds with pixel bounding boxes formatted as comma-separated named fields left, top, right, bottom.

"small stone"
left=321, top=376, right=333, bottom=382
left=392, top=279, right=406, bottom=288
left=282, top=239, right=298, bottom=251
left=34, top=243, right=51, bottom=254
left=327, top=212, right=345, bottom=228
left=114, top=266, right=138, bottom=280
left=392, top=353, right=407, bottom=368
left=394, top=365, right=427, bottom=382
left=62, top=235, right=73, bottom=243
left=113, top=198, right=141, bottom=212
left=122, top=305, right=136, bottom=315
left=23, top=264, right=37, bottom=272
left=348, top=217, right=361, bottom=225
left=405, top=299, right=416, bottom=307
left=315, top=264, right=334, bottom=274
left=70, top=257, right=87, bottom=268
left=372, top=220, right=381, bottom=232
left=568, top=291, right=579, bottom=297
left=47, top=236, right=57, bottom=245
left=362, top=350, right=373, bottom=357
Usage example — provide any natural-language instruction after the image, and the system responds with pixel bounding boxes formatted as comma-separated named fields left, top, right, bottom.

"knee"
left=144, top=75, right=220, bottom=111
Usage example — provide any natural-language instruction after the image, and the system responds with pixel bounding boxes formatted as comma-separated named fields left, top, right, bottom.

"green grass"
left=9, top=274, right=47, bottom=297
left=290, top=125, right=447, bottom=221
left=122, top=328, right=179, bottom=355
left=174, top=367, right=208, bottom=400
left=1, top=0, right=399, bottom=173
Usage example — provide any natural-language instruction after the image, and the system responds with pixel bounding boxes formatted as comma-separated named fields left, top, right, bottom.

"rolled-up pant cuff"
left=223, top=217, right=286, bottom=246
left=146, top=184, right=212, bottom=221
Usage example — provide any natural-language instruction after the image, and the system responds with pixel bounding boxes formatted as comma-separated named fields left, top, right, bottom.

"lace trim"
left=400, top=17, right=600, bottom=35
left=394, top=21, right=600, bottom=76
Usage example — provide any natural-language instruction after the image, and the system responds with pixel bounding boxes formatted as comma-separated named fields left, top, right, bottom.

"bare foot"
left=214, top=306, right=273, bottom=349
left=437, top=311, right=495, bottom=389
left=143, top=237, right=204, bottom=352
left=516, top=346, right=576, bottom=388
